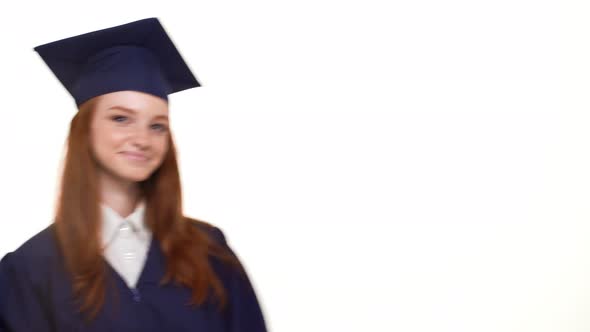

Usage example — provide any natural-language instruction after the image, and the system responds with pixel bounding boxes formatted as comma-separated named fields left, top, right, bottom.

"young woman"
left=0, top=18, right=267, bottom=332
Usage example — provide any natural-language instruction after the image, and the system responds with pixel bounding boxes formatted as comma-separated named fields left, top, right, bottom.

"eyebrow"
left=108, top=106, right=169, bottom=121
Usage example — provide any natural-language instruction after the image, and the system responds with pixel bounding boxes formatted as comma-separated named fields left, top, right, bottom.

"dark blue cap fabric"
left=33, top=17, right=201, bottom=107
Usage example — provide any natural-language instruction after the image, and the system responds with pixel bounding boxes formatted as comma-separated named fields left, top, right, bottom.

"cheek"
left=96, top=136, right=122, bottom=154
left=91, top=128, right=125, bottom=157
left=157, top=138, right=169, bottom=155
left=152, top=138, right=169, bottom=160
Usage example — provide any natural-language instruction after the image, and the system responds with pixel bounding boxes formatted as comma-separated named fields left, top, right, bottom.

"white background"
left=0, top=0, right=588, bottom=331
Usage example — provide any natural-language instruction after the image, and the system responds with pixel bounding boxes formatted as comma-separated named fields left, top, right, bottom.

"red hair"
left=52, top=97, right=240, bottom=322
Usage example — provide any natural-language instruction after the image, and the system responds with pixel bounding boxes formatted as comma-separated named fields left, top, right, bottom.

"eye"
left=151, top=123, right=168, bottom=132
left=111, top=115, right=128, bottom=123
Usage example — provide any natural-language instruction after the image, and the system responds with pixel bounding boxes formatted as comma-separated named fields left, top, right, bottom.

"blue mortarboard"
left=33, top=17, right=200, bottom=107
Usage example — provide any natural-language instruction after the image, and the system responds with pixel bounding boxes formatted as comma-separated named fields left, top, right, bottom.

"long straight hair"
left=53, top=97, right=240, bottom=322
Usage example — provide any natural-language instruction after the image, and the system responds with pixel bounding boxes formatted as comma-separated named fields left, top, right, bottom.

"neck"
left=97, top=170, right=142, bottom=219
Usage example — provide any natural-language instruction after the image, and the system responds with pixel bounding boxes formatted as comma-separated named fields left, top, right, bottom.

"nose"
left=129, top=125, right=151, bottom=148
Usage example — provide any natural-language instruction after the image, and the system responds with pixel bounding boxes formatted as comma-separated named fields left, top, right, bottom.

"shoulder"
left=4, top=223, right=59, bottom=262
left=184, top=216, right=244, bottom=272
left=185, top=216, right=228, bottom=245
left=0, top=223, right=59, bottom=287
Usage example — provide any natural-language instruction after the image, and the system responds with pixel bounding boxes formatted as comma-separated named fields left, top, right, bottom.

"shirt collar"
left=100, top=199, right=149, bottom=246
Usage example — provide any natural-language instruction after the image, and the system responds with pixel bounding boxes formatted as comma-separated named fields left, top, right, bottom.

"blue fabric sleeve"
left=0, top=252, right=53, bottom=332
left=211, top=227, right=268, bottom=332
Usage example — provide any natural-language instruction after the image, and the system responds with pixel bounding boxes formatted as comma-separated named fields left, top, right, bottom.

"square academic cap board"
left=33, top=17, right=201, bottom=107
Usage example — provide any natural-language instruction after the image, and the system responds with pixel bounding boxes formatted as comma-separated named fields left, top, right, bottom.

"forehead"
left=95, top=90, right=169, bottom=115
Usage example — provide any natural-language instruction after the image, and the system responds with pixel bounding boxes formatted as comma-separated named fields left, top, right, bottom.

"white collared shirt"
left=100, top=200, right=151, bottom=289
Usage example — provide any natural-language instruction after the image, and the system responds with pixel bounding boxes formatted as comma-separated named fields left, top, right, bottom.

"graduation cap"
left=33, top=17, right=200, bottom=107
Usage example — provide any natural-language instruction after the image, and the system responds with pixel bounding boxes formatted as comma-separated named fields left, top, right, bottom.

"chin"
left=118, top=168, right=154, bottom=182
left=96, top=159, right=157, bottom=184
left=110, top=163, right=156, bottom=182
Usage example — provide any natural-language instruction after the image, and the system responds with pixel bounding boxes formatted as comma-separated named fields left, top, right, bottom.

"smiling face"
left=89, top=90, right=170, bottom=185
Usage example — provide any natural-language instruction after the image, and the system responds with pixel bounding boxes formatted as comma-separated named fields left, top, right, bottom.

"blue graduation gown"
left=0, top=223, right=267, bottom=332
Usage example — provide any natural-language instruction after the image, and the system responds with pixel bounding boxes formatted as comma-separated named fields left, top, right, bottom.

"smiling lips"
left=121, top=151, right=148, bottom=161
